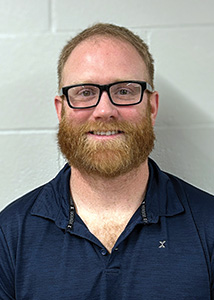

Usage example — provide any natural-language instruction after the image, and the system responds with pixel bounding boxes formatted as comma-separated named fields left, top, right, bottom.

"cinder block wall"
left=0, top=0, right=214, bottom=210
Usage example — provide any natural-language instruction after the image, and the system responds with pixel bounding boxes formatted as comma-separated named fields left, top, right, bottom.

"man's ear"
left=149, top=91, right=159, bottom=126
left=54, top=96, right=63, bottom=122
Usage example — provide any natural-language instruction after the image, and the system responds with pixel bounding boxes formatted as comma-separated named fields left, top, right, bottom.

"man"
left=0, top=23, right=214, bottom=300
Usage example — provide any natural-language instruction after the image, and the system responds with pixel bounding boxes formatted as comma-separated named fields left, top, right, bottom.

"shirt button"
left=114, top=248, right=119, bottom=251
left=101, top=249, right=107, bottom=256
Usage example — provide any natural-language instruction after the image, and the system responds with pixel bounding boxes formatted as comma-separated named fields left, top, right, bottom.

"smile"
left=90, top=130, right=122, bottom=136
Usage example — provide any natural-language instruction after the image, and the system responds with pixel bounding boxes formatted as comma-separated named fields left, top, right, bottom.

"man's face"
left=55, top=37, right=158, bottom=177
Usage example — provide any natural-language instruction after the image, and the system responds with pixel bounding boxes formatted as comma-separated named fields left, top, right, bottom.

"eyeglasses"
left=59, top=81, right=153, bottom=109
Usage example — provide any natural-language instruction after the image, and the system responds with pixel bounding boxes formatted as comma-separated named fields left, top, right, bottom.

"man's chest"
left=14, top=215, right=212, bottom=300
left=83, top=218, right=130, bottom=253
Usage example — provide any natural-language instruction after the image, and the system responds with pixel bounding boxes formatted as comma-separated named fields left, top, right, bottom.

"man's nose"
left=92, top=91, right=119, bottom=121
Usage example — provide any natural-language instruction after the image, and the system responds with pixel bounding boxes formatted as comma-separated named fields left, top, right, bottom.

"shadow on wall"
left=151, top=76, right=214, bottom=195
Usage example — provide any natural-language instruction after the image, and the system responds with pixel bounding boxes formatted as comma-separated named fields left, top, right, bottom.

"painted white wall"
left=0, top=0, right=213, bottom=210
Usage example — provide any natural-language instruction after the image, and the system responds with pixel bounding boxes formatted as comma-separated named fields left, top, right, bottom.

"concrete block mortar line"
left=155, top=123, right=214, bottom=130
left=0, top=24, right=55, bottom=36
left=0, top=31, right=58, bottom=40
left=141, top=24, right=214, bottom=50
left=145, top=30, right=153, bottom=50
left=129, top=23, right=214, bottom=32
left=49, top=0, right=56, bottom=33
left=0, top=128, right=57, bottom=135
left=51, top=24, right=214, bottom=37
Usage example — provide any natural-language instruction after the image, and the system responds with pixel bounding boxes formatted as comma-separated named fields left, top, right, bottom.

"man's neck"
left=69, top=159, right=149, bottom=215
left=69, top=160, right=149, bottom=252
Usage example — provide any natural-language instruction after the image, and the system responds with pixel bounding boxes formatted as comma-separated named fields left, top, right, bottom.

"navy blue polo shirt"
left=0, top=159, right=214, bottom=299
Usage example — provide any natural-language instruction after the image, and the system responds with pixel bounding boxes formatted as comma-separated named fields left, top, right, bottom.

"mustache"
left=61, top=119, right=141, bottom=135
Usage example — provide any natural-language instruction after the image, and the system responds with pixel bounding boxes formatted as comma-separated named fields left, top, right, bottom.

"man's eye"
left=79, top=89, right=95, bottom=97
left=114, top=88, right=133, bottom=97
left=118, top=89, right=130, bottom=95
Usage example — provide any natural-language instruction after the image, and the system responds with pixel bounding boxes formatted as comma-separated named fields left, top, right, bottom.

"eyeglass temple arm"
left=59, top=89, right=63, bottom=96
left=146, top=83, right=154, bottom=93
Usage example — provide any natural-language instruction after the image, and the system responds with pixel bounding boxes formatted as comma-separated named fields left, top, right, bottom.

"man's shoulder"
left=0, top=184, right=47, bottom=228
left=150, top=158, right=214, bottom=206
left=0, top=164, right=71, bottom=228
left=167, top=172, right=214, bottom=202
left=165, top=171, right=214, bottom=219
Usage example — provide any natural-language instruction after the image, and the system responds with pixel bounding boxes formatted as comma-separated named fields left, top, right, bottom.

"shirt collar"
left=31, top=159, right=184, bottom=228
left=145, top=158, right=184, bottom=223
left=31, top=164, right=71, bottom=230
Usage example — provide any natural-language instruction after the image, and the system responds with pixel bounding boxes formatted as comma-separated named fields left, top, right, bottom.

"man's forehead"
left=66, top=35, right=146, bottom=68
left=61, top=35, right=149, bottom=86
left=71, top=35, right=134, bottom=54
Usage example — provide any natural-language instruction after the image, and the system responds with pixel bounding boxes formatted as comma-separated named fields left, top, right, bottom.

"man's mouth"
left=89, top=130, right=123, bottom=136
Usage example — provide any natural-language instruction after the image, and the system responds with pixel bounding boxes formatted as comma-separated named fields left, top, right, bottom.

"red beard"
left=57, top=107, right=155, bottom=178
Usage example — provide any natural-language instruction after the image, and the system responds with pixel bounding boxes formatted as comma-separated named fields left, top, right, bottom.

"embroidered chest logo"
left=159, top=240, right=166, bottom=248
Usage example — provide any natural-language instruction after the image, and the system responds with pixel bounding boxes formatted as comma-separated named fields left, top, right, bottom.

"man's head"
left=55, top=23, right=159, bottom=178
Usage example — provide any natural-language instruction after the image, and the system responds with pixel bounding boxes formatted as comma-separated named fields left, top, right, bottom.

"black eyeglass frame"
left=59, top=80, right=154, bottom=109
